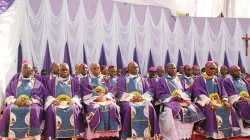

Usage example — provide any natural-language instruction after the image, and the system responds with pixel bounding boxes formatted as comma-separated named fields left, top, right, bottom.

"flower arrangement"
left=240, top=91, right=249, bottom=98
left=92, top=86, right=106, bottom=95
left=56, top=94, right=71, bottom=102
left=171, top=90, right=181, bottom=96
left=17, top=95, right=30, bottom=101
left=130, top=91, right=141, bottom=96
left=209, top=93, right=223, bottom=106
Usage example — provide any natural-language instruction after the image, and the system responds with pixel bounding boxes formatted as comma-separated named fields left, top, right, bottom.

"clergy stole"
left=88, top=76, right=119, bottom=132
left=206, top=78, right=238, bottom=137
left=55, top=79, right=77, bottom=138
left=232, top=78, right=249, bottom=98
left=166, top=77, right=203, bottom=123
left=9, top=79, right=40, bottom=138
left=127, top=77, right=151, bottom=138
left=232, top=78, right=250, bottom=124
left=109, top=76, right=118, bottom=96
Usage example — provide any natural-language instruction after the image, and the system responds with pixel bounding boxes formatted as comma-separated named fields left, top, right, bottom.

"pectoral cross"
left=242, top=34, right=250, bottom=56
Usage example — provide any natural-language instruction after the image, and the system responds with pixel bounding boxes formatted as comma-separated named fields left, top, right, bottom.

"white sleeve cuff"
left=142, top=93, right=152, bottom=101
left=83, top=96, right=98, bottom=105
left=179, top=92, right=191, bottom=101
left=104, top=92, right=114, bottom=100
left=72, top=97, right=82, bottom=108
left=195, top=94, right=211, bottom=107
left=5, top=96, right=16, bottom=105
left=44, top=96, right=56, bottom=110
left=229, top=95, right=241, bottom=105
left=120, top=92, right=134, bottom=102
left=222, top=98, right=228, bottom=101
left=31, top=98, right=40, bottom=104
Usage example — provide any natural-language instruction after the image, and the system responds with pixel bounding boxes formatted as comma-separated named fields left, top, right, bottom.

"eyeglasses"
left=206, top=67, right=217, bottom=70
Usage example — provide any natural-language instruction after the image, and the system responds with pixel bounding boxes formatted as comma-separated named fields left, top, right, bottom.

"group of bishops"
left=0, top=60, right=250, bottom=140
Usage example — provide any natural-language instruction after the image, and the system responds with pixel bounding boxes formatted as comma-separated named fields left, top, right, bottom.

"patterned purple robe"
left=43, top=77, right=84, bottom=138
left=193, top=75, right=241, bottom=139
left=223, top=77, right=250, bottom=128
left=0, top=78, right=44, bottom=138
left=80, top=75, right=121, bottom=139
left=117, top=75, right=160, bottom=139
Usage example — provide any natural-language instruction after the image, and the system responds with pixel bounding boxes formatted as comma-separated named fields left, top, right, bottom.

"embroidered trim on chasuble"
left=54, top=78, right=79, bottom=138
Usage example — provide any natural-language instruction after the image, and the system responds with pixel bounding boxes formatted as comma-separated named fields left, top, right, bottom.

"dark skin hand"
left=223, top=101, right=231, bottom=112
left=241, top=96, right=250, bottom=104
left=174, top=95, right=182, bottom=102
left=209, top=101, right=216, bottom=112
left=14, top=100, right=23, bottom=107
left=52, top=100, right=60, bottom=106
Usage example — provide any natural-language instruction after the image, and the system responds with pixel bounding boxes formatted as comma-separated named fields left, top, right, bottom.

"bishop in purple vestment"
left=155, top=63, right=205, bottom=140
left=117, top=62, right=160, bottom=139
left=0, top=61, right=44, bottom=140
left=43, top=63, right=84, bottom=139
left=80, top=63, right=121, bottom=139
left=193, top=61, right=241, bottom=139
left=223, top=65, right=250, bottom=137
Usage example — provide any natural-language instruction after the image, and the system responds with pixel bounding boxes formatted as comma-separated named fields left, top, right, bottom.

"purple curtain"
left=83, top=45, right=87, bottom=64
left=176, top=50, right=183, bottom=68
left=223, top=52, right=229, bottom=68
left=193, top=53, right=198, bottom=66
left=164, top=50, right=171, bottom=68
left=208, top=52, right=212, bottom=61
left=17, top=43, right=22, bottom=72
left=116, top=46, right=124, bottom=69
left=42, top=41, right=51, bottom=73
left=0, top=0, right=14, bottom=14
left=133, top=47, right=141, bottom=74
left=63, top=42, right=72, bottom=75
left=238, top=52, right=243, bottom=67
left=99, top=44, right=107, bottom=66
left=147, top=49, right=155, bottom=70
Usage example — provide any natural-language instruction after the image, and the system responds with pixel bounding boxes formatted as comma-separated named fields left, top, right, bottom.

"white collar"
left=127, top=73, right=139, bottom=78
left=57, top=76, right=69, bottom=82
left=89, top=73, right=101, bottom=78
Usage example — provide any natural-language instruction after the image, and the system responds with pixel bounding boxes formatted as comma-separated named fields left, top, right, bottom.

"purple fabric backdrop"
left=83, top=45, right=87, bottom=64
left=193, top=53, right=198, bottom=66
left=133, top=47, right=141, bottom=73
left=42, top=41, right=52, bottom=73
left=63, top=42, right=72, bottom=75
left=99, top=45, right=107, bottom=66
left=238, top=52, right=243, bottom=67
left=208, top=52, right=212, bottom=61
left=177, top=50, right=183, bottom=68
left=0, top=0, right=14, bottom=14
left=147, top=49, right=155, bottom=70
left=164, top=50, right=171, bottom=68
left=223, top=52, right=229, bottom=68
left=17, top=43, right=22, bottom=72
left=21, top=0, right=250, bottom=73
left=116, top=46, right=124, bottom=69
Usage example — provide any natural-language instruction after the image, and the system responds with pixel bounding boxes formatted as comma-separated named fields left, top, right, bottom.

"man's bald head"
left=79, top=63, right=88, bottom=76
left=220, top=65, right=228, bottom=76
left=241, top=67, right=246, bottom=74
left=128, top=62, right=139, bottom=75
left=166, top=63, right=177, bottom=77
left=75, top=64, right=81, bottom=74
left=230, top=65, right=241, bottom=78
left=22, top=63, right=33, bottom=78
left=59, top=63, right=69, bottom=78
left=192, top=65, right=200, bottom=76
left=156, top=65, right=165, bottom=77
left=51, top=62, right=59, bottom=74
left=90, top=63, right=100, bottom=76
left=205, top=61, right=217, bottom=76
